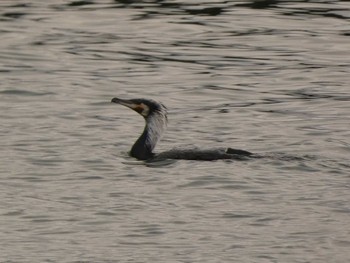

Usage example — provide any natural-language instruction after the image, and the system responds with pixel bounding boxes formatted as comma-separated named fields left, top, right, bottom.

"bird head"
left=111, top=97, right=167, bottom=119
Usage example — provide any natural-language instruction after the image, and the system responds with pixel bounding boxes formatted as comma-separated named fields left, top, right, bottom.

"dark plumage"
left=111, top=97, right=252, bottom=161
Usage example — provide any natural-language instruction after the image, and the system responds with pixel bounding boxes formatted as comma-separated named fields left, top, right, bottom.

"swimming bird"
left=111, top=97, right=253, bottom=161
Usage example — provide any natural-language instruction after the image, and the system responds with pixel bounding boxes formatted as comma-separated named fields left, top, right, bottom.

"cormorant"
left=111, top=97, right=253, bottom=161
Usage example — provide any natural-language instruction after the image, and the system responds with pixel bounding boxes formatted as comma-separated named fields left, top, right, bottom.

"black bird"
left=111, top=97, right=253, bottom=161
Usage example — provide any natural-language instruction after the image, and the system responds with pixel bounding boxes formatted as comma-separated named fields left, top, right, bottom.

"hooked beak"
left=111, top=97, right=135, bottom=109
left=111, top=97, right=148, bottom=116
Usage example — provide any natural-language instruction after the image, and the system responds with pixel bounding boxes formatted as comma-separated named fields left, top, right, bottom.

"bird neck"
left=130, top=127, right=153, bottom=160
left=130, top=112, right=167, bottom=160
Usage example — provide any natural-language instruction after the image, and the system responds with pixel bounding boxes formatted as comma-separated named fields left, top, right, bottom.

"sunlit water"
left=1, top=1, right=349, bottom=262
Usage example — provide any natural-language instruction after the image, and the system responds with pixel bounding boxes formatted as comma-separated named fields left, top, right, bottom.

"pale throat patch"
left=140, top=103, right=149, bottom=117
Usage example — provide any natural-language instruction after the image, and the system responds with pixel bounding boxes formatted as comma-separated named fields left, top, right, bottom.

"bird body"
left=111, top=97, right=252, bottom=161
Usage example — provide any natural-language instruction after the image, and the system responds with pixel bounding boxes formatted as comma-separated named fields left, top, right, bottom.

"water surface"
left=1, top=0, right=349, bottom=262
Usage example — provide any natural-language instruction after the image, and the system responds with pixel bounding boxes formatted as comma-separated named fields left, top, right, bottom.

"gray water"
left=1, top=0, right=350, bottom=262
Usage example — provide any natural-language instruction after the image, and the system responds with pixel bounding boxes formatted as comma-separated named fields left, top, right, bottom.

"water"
left=1, top=0, right=349, bottom=262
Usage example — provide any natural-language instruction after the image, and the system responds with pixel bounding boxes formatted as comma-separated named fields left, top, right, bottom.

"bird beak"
left=111, top=97, right=135, bottom=109
left=111, top=97, right=148, bottom=116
